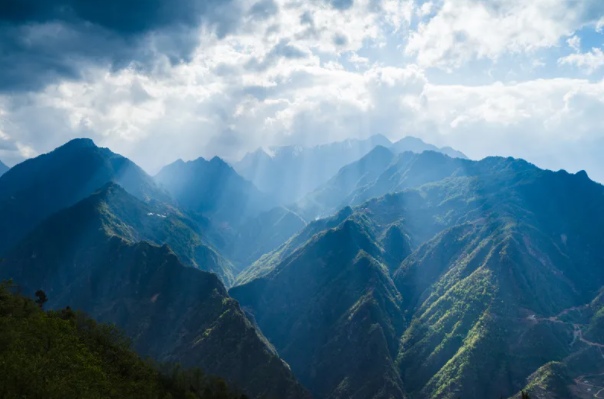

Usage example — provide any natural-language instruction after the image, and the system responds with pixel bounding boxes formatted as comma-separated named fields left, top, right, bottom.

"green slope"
left=0, top=138, right=170, bottom=253
left=0, top=187, right=311, bottom=399
left=231, top=218, right=407, bottom=399
left=235, top=152, right=604, bottom=399
left=0, top=281, right=246, bottom=399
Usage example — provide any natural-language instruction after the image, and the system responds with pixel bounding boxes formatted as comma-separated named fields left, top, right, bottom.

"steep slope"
left=47, top=183, right=236, bottom=285
left=0, top=188, right=311, bottom=399
left=0, top=159, right=8, bottom=176
left=155, top=156, right=272, bottom=227
left=0, top=138, right=170, bottom=253
left=238, top=153, right=604, bottom=399
left=295, top=148, right=473, bottom=220
left=234, top=134, right=393, bottom=204
left=390, top=168, right=604, bottom=399
left=235, top=206, right=355, bottom=285
left=228, top=206, right=307, bottom=267
left=231, top=218, right=407, bottom=399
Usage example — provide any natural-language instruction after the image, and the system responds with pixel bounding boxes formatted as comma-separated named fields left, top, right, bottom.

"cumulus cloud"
left=559, top=48, right=604, bottom=73
left=406, top=0, right=604, bottom=68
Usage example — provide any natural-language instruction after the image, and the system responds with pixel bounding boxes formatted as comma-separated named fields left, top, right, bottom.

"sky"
left=1, top=0, right=604, bottom=180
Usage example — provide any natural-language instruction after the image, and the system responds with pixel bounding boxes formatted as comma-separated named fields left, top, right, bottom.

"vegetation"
left=0, top=280, right=245, bottom=399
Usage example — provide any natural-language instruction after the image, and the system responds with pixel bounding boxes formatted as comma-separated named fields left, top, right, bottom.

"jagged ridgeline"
left=2, top=136, right=604, bottom=399
left=232, top=153, right=604, bottom=399
left=0, top=184, right=310, bottom=399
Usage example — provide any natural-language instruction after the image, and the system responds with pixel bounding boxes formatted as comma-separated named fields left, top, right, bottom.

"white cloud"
left=567, top=35, right=581, bottom=52
left=558, top=47, right=604, bottom=74
left=406, top=0, right=604, bottom=68
left=2, top=0, right=604, bottom=183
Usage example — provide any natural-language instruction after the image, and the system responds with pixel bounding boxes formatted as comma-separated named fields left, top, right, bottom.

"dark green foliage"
left=0, top=281, right=243, bottom=399
left=34, top=289, right=47, bottom=308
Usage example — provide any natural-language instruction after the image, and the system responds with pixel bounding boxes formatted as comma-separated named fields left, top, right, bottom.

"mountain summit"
left=155, top=156, right=272, bottom=226
left=0, top=138, right=170, bottom=253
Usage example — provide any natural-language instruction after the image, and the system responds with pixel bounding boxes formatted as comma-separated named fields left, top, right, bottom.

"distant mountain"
left=233, top=134, right=393, bottom=204
left=0, top=185, right=311, bottom=399
left=294, top=146, right=472, bottom=220
left=0, top=138, right=170, bottom=253
left=155, top=156, right=272, bottom=227
left=234, top=152, right=604, bottom=399
left=0, top=159, right=8, bottom=177
left=390, top=136, right=467, bottom=160
left=228, top=206, right=307, bottom=268
left=234, top=135, right=467, bottom=205
left=231, top=217, right=407, bottom=399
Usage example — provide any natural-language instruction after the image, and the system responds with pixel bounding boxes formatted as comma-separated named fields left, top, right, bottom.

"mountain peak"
left=209, top=156, right=229, bottom=166
left=58, top=138, right=97, bottom=150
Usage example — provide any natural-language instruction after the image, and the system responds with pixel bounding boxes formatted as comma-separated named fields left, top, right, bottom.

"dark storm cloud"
left=0, top=0, right=240, bottom=92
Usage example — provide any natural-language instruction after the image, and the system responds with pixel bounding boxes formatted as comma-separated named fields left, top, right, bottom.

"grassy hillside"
left=0, top=280, right=245, bottom=399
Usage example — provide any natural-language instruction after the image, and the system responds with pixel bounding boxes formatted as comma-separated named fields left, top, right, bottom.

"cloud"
left=0, top=0, right=242, bottom=92
left=406, top=0, right=604, bottom=68
left=3, top=0, right=604, bottom=185
left=558, top=48, right=604, bottom=73
left=245, top=39, right=310, bottom=71
left=249, top=0, right=280, bottom=20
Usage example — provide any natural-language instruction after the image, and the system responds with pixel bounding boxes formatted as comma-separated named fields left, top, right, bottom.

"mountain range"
left=233, top=135, right=467, bottom=205
left=232, top=152, right=604, bottom=399
left=0, top=138, right=170, bottom=253
left=156, top=156, right=274, bottom=227
left=0, top=136, right=602, bottom=399
left=0, top=183, right=310, bottom=399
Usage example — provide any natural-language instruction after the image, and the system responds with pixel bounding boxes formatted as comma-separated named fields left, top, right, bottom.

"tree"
left=34, top=289, right=47, bottom=309
left=521, top=391, right=531, bottom=399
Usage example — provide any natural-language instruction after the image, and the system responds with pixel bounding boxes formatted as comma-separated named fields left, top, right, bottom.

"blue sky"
left=1, top=0, right=604, bottom=181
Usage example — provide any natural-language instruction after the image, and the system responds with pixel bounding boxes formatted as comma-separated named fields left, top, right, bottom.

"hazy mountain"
left=228, top=206, right=307, bottom=268
left=234, top=152, right=604, bottom=399
left=156, top=156, right=272, bottom=227
left=0, top=159, right=8, bottom=177
left=233, top=135, right=393, bottom=204
left=0, top=184, right=311, bottom=399
left=0, top=138, right=171, bottom=253
left=231, top=217, right=407, bottom=399
left=235, top=206, right=354, bottom=285
left=390, top=137, right=467, bottom=160
left=293, top=144, right=472, bottom=221
left=234, top=135, right=467, bottom=206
